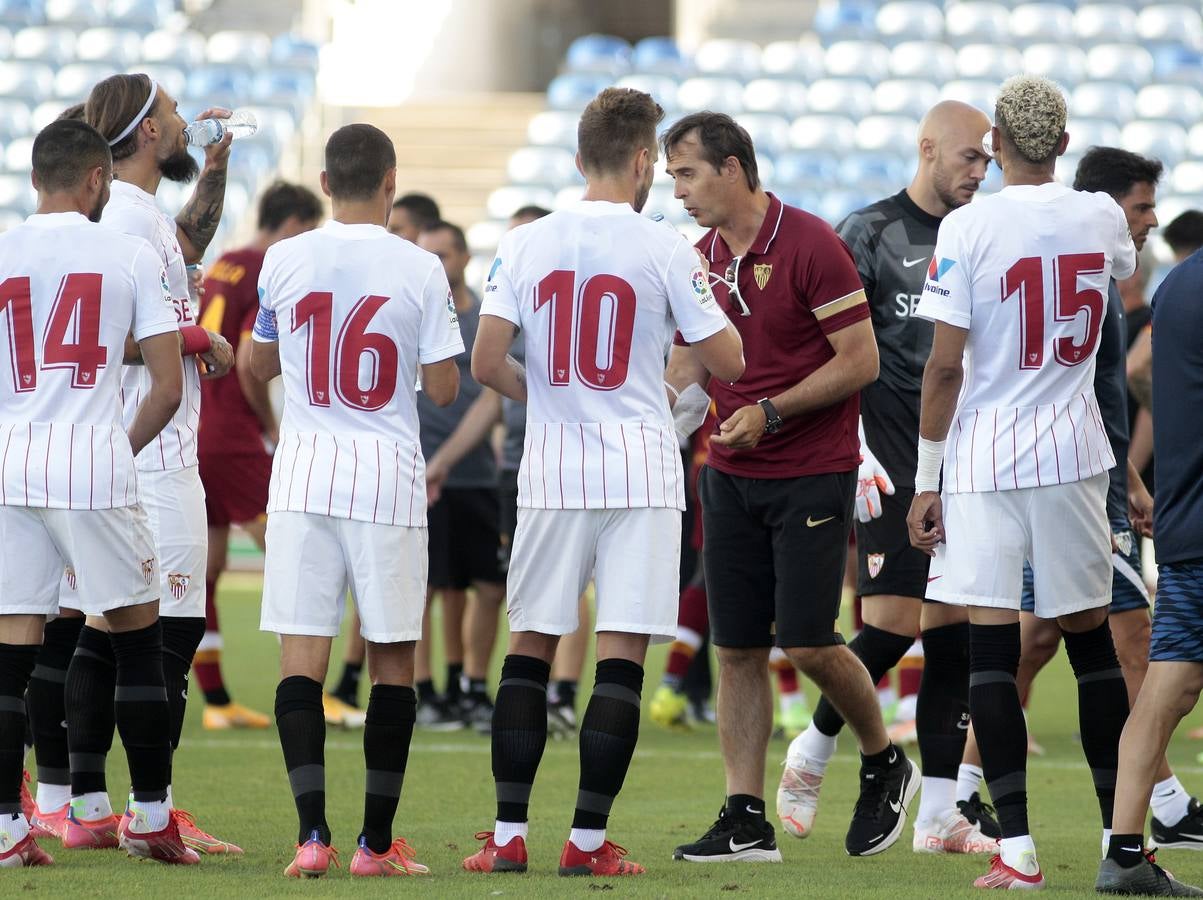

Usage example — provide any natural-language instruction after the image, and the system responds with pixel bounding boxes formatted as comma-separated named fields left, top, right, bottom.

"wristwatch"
left=758, top=398, right=784, bottom=434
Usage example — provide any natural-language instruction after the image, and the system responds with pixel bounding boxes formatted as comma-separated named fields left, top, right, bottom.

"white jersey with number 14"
left=916, top=182, right=1137, bottom=493
left=482, top=200, right=729, bottom=511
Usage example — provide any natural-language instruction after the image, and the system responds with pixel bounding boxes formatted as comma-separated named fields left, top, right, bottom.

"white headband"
left=108, top=81, right=158, bottom=147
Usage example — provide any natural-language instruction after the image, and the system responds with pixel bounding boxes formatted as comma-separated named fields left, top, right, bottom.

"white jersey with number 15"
left=482, top=200, right=729, bottom=512
left=253, top=220, right=463, bottom=527
left=915, top=182, right=1137, bottom=494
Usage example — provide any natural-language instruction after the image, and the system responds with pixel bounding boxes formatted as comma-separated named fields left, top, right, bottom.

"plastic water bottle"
left=184, top=109, right=259, bottom=146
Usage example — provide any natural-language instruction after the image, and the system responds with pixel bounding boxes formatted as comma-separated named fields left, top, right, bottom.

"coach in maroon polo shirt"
left=664, top=113, right=919, bottom=863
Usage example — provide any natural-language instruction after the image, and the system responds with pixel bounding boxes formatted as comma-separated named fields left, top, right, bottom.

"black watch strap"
left=758, top=397, right=783, bottom=433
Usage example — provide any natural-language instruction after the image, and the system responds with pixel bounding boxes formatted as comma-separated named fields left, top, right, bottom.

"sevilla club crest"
left=168, top=572, right=190, bottom=600
left=867, top=553, right=885, bottom=579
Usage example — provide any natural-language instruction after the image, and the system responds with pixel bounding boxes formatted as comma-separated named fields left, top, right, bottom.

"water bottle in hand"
left=184, top=109, right=259, bottom=146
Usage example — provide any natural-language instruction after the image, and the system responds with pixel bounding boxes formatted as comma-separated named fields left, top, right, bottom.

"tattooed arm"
left=175, top=107, right=232, bottom=264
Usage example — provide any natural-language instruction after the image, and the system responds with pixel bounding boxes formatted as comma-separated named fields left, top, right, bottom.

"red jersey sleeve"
left=797, top=225, right=870, bottom=335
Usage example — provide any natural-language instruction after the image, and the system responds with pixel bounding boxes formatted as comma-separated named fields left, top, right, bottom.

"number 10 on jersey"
left=536, top=269, right=636, bottom=391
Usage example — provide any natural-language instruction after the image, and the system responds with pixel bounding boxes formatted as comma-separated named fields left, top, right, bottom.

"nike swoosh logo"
left=730, top=837, right=762, bottom=852
left=1122, top=845, right=1144, bottom=853
left=806, top=515, right=835, bottom=528
left=745, top=805, right=763, bottom=816
left=889, top=799, right=902, bottom=813
left=903, top=257, right=928, bottom=267
left=957, top=719, right=970, bottom=730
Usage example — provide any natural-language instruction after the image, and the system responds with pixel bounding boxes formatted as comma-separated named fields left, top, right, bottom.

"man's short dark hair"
left=662, top=111, right=760, bottom=191
left=323, top=123, right=396, bottom=201
left=421, top=219, right=467, bottom=253
left=1073, top=147, right=1164, bottom=199
left=1163, top=210, right=1203, bottom=256
left=32, top=119, right=111, bottom=192
left=257, top=180, right=322, bottom=231
left=392, top=192, right=440, bottom=227
left=511, top=204, right=550, bottom=221
left=577, top=87, right=664, bottom=177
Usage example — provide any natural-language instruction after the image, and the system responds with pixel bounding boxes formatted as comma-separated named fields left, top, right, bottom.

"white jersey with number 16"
left=915, top=182, right=1137, bottom=494
left=482, top=200, right=729, bottom=512
left=254, top=220, right=463, bottom=527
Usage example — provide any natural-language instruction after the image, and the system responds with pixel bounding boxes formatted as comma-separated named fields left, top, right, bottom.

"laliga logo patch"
left=168, top=572, right=190, bottom=600
left=691, top=267, right=717, bottom=307
left=160, top=268, right=173, bottom=304
left=927, top=257, right=956, bottom=281
left=867, top=553, right=885, bottom=579
left=446, top=290, right=459, bottom=326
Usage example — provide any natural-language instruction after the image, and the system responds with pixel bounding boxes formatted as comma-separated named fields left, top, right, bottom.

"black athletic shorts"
left=497, top=468, right=519, bottom=574
left=428, top=486, right=503, bottom=590
left=699, top=465, right=854, bottom=649
left=854, top=486, right=931, bottom=599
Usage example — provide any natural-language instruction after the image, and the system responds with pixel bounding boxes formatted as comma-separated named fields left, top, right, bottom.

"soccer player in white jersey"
left=250, top=124, right=462, bottom=878
left=28, top=74, right=239, bottom=855
left=906, top=76, right=1137, bottom=889
left=462, top=87, right=744, bottom=877
left=0, top=119, right=197, bottom=866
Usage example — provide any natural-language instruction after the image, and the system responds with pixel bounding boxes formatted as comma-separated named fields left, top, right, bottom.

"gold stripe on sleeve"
left=813, top=288, right=867, bottom=321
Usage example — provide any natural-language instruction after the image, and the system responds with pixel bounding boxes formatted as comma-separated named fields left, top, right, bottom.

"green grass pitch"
left=12, top=572, right=1203, bottom=897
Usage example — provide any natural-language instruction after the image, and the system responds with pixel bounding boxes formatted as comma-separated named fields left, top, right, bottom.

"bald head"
left=914, top=100, right=992, bottom=215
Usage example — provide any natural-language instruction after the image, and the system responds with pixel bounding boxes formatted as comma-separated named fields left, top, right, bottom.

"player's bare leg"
left=717, top=647, right=775, bottom=799
left=549, top=593, right=591, bottom=737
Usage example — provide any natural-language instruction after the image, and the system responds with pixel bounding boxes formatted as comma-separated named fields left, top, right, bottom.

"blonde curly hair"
left=995, top=75, right=1067, bottom=164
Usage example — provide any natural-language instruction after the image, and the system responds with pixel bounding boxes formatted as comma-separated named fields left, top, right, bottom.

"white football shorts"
left=260, top=511, right=427, bottom=643
left=925, top=472, right=1112, bottom=617
left=0, top=503, right=158, bottom=616
left=506, top=506, right=681, bottom=643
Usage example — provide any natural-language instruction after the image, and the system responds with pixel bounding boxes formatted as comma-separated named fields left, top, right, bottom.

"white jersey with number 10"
left=915, top=182, right=1137, bottom=494
left=253, top=220, right=464, bottom=527
left=482, top=200, right=729, bottom=511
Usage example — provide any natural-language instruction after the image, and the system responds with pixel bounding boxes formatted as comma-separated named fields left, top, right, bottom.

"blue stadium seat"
left=891, top=41, right=958, bottom=82
left=0, top=98, right=32, bottom=140
left=547, top=72, right=611, bottom=109
left=807, top=78, right=874, bottom=120
left=270, top=34, right=320, bottom=69
left=487, top=186, right=556, bottom=221
left=44, top=0, right=101, bottom=27
left=812, top=0, right=879, bottom=46
left=1138, top=5, right=1203, bottom=48
left=186, top=65, right=253, bottom=108
left=631, top=36, right=688, bottom=76
left=4, top=135, right=34, bottom=172
left=1086, top=44, right=1155, bottom=86
left=856, top=115, right=918, bottom=152
left=1072, top=82, right=1136, bottom=122
left=789, top=114, right=858, bottom=152
left=243, top=105, right=297, bottom=146
left=565, top=33, right=631, bottom=75
left=75, top=26, right=142, bottom=66
left=825, top=41, right=892, bottom=84
left=774, top=150, right=842, bottom=186
left=1151, top=45, right=1203, bottom=83
left=1122, top=119, right=1188, bottom=166
left=1074, top=4, right=1140, bottom=46
left=760, top=40, right=826, bottom=80
left=874, top=79, right=940, bottom=118
left=507, top=146, right=580, bottom=187
left=944, top=2, right=1011, bottom=48
left=677, top=76, right=745, bottom=114
left=527, top=109, right=578, bottom=148
left=206, top=29, right=271, bottom=68
left=955, top=43, right=1022, bottom=81
left=1189, top=123, right=1203, bottom=160
left=1067, top=117, right=1123, bottom=150
left=31, top=98, right=64, bottom=130
left=1023, top=44, right=1087, bottom=86
left=13, top=25, right=74, bottom=66
left=54, top=62, right=110, bottom=100
left=0, top=0, right=41, bottom=29
left=252, top=68, right=315, bottom=114
left=616, top=74, right=680, bottom=111
left=1137, top=84, right=1203, bottom=127
left=940, top=79, right=998, bottom=111
left=132, top=63, right=186, bottom=99
left=107, top=0, right=169, bottom=32
left=875, top=1, right=945, bottom=45
left=696, top=39, right=762, bottom=80
left=736, top=113, right=792, bottom=156
left=744, top=79, right=809, bottom=117
left=818, top=190, right=874, bottom=225
left=840, top=152, right=909, bottom=190
left=1009, top=4, right=1075, bottom=47
left=1172, top=160, right=1203, bottom=195
left=142, top=29, right=207, bottom=68
left=0, top=60, right=53, bottom=100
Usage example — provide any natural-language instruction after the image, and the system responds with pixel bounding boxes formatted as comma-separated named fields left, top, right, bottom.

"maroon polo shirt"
left=682, top=193, right=871, bottom=479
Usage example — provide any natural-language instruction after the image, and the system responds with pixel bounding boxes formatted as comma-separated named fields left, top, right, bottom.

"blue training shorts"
left=1150, top=559, right=1203, bottom=663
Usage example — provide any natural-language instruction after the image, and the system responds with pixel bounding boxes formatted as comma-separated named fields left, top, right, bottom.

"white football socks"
left=71, top=791, right=112, bottom=820
left=1151, top=775, right=1191, bottom=826
left=569, top=827, right=605, bottom=852
left=917, top=776, right=957, bottom=827
left=788, top=723, right=837, bottom=773
left=493, top=820, right=528, bottom=847
left=956, top=763, right=984, bottom=804
left=35, top=781, right=70, bottom=813
left=999, top=834, right=1038, bottom=872
left=127, top=798, right=170, bottom=833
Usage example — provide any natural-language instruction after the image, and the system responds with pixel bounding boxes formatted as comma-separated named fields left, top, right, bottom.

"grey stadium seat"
left=75, top=26, right=143, bottom=66
left=1136, top=84, right=1203, bottom=128
left=1086, top=44, right=1155, bottom=86
left=875, top=1, right=945, bottom=45
left=944, top=3, right=1011, bottom=48
left=1073, top=4, right=1141, bottom=45
left=956, top=44, right=1023, bottom=81
left=873, top=79, right=941, bottom=119
left=1009, top=4, right=1075, bottom=47
left=695, top=39, right=762, bottom=80
left=806, top=78, right=875, bottom=120
left=1121, top=119, right=1188, bottom=167
left=789, top=114, right=858, bottom=152
left=1023, top=44, right=1087, bottom=87
left=13, top=26, right=76, bottom=67
left=676, top=77, right=745, bottom=114
left=890, top=41, right=957, bottom=82
left=825, top=40, right=892, bottom=83
left=141, top=29, right=207, bottom=68
left=760, top=40, right=826, bottom=81
left=743, top=79, right=809, bottom=118
left=1072, top=82, right=1137, bottom=123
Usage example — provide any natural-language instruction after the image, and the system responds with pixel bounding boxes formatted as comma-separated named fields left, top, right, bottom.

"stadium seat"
left=744, top=79, right=809, bottom=117
left=1066, top=117, right=1124, bottom=151
left=856, top=115, right=918, bottom=152
left=944, top=2, right=1011, bottom=48
left=1023, top=44, right=1088, bottom=87
left=1086, top=44, right=1155, bottom=86
left=565, top=33, right=630, bottom=75
left=487, top=186, right=556, bottom=221
left=760, top=39, right=826, bottom=80
left=206, top=30, right=272, bottom=67
left=252, top=68, right=315, bottom=114
left=0, top=0, right=41, bottom=29
left=506, top=146, right=580, bottom=188
left=44, top=0, right=101, bottom=27
left=736, top=113, right=792, bottom=156
left=696, top=38, right=762, bottom=80
left=1138, top=5, right=1203, bottom=48
left=812, top=0, right=878, bottom=45
left=1137, top=84, right=1203, bottom=128
left=1152, top=45, right=1203, bottom=83
left=13, top=25, right=75, bottom=66
left=875, top=1, right=945, bottom=45
left=818, top=190, right=873, bottom=224
left=1009, top=4, right=1074, bottom=47
left=130, top=62, right=186, bottom=99
left=4, top=135, right=34, bottom=172
left=955, top=44, right=1023, bottom=81
left=0, top=60, right=54, bottom=100
left=616, top=73, right=679, bottom=111
left=0, top=206, right=25, bottom=230
left=1122, top=119, right=1189, bottom=167
left=1073, top=4, right=1141, bottom=45
left=547, top=72, right=611, bottom=109
left=939, top=79, right=998, bottom=113
left=75, top=26, right=142, bottom=66
left=806, top=78, right=874, bottom=120
left=774, top=150, right=842, bottom=186
left=1072, top=82, right=1137, bottom=123
left=631, top=36, right=688, bottom=76
left=527, top=109, right=578, bottom=148
left=1188, top=122, right=1203, bottom=160
left=788, top=114, right=858, bottom=152
left=677, top=77, right=745, bottom=114
left=270, top=34, right=320, bottom=69
left=873, top=79, right=940, bottom=118
left=890, top=41, right=958, bottom=82
left=54, top=62, right=110, bottom=100
left=0, top=98, right=32, bottom=140
left=825, top=40, right=892, bottom=84
left=107, top=0, right=169, bottom=32
left=0, top=174, right=34, bottom=214
left=1172, top=160, right=1203, bottom=195
left=142, top=29, right=207, bottom=67
left=840, top=152, right=909, bottom=190
left=186, top=65, right=254, bottom=108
